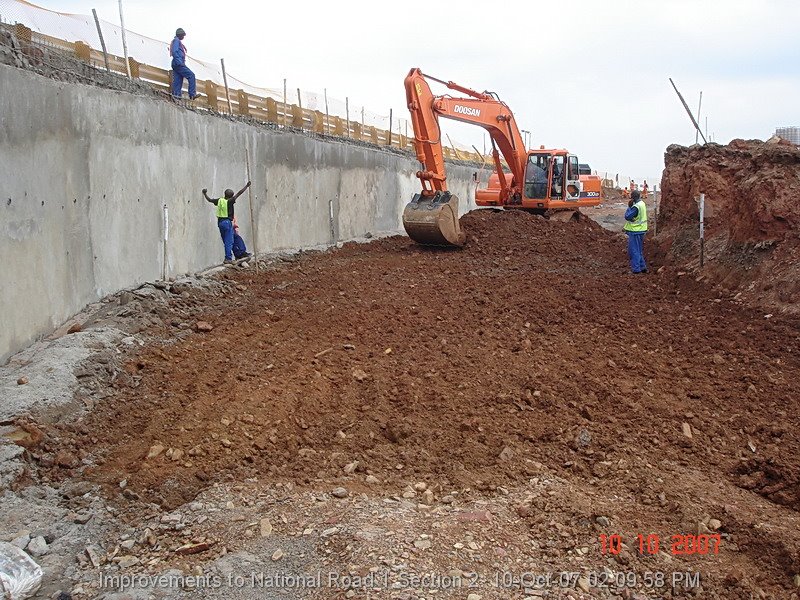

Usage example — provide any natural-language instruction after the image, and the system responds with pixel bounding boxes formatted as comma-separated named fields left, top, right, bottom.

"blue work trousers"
left=218, top=219, right=234, bottom=260
left=171, top=62, right=196, bottom=98
left=626, top=231, right=647, bottom=273
left=232, top=231, right=248, bottom=258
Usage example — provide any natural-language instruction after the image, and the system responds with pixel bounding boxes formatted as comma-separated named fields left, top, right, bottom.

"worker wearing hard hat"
left=623, top=190, right=648, bottom=274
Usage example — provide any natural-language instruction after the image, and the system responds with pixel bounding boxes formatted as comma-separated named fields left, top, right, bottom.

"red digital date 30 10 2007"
left=599, top=534, right=722, bottom=556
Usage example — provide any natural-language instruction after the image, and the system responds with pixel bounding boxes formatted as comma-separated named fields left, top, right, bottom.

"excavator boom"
left=402, top=68, right=602, bottom=246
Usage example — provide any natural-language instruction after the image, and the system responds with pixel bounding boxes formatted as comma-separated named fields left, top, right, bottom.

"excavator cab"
left=525, top=151, right=582, bottom=203
left=524, top=153, right=550, bottom=200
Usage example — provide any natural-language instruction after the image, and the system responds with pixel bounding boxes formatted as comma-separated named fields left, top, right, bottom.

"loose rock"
left=195, top=321, right=214, bottom=332
left=260, top=518, right=272, bottom=537
left=26, top=535, right=49, bottom=556
left=146, top=444, right=165, bottom=459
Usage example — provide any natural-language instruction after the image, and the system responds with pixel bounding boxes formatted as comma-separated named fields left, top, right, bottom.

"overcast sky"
left=43, top=0, right=800, bottom=183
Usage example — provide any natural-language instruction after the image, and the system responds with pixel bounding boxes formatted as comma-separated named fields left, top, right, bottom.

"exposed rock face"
left=658, top=139, right=800, bottom=311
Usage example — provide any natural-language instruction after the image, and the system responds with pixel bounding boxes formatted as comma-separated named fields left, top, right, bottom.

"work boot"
left=235, top=253, right=252, bottom=260
left=223, top=259, right=234, bottom=264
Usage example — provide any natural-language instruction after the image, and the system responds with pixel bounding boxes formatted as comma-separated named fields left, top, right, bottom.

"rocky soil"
left=2, top=210, right=799, bottom=599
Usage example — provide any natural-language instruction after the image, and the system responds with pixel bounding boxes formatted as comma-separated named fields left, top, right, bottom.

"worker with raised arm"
left=623, top=190, right=648, bottom=274
left=202, top=182, right=251, bottom=264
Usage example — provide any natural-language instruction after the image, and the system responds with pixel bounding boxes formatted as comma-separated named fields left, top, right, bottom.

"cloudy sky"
left=38, top=0, right=800, bottom=183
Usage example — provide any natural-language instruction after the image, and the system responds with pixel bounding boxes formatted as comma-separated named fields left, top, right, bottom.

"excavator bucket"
left=402, top=192, right=466, bottom=247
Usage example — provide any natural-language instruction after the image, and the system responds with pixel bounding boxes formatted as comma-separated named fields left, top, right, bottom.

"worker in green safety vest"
left=623, top=189, right=648, bottom=274
left=202, top=181, right=251, bottom=264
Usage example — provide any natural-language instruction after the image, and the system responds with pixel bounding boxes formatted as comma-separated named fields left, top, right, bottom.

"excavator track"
left=402, top=192, right=466, bottom=247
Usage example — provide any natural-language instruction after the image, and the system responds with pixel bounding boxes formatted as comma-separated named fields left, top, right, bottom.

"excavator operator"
left=525, top=155, right=548, bottom=199
left=551, top=157, right=564, bottom=198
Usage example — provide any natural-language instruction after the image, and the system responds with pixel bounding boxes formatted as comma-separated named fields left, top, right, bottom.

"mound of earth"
left=657, top=138, right=800, bottom=312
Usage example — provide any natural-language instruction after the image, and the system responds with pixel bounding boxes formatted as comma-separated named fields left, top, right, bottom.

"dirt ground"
left=7, top=209, right=797, bottom=599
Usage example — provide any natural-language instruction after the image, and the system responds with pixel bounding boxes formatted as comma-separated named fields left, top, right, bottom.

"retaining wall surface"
left=0, top=64, right=480, bottom=363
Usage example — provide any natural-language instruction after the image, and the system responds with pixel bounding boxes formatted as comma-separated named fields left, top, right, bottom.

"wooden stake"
left=296, top=88, right=303, bottom=129
left=324, top=88, right=329, bottom=134
left=117, top=0, right=131, bottom=79
left=699, top=193, right=705, bottom=268
left=91, top=9, right=110, bottom=72
left=446, top=134, right=462, bottom=160
left=695, top=91, right=703, bottom=145
left=653, top=184, right=658, bottom=237
left=220, top=58, right=233, bottom=113
left=245, top=147, right=259, bottom=272
left=669, top=78, right=707, bottom=144
left=162, top=204, right=168, bottom=280
left=345, top=97, right=350, bottom=138
left=283, top=78, right=287, bottom=126
left=388, top=109, right=392, bottom=146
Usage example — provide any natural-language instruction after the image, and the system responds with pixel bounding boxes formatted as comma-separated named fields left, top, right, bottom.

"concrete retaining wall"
left=0, top=64, right=480, bottom=363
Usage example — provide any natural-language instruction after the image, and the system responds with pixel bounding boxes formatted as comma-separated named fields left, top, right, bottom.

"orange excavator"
left=402, top=68, right=603, bottom=246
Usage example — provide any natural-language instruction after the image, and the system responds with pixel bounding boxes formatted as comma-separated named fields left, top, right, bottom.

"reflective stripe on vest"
left=624, top=199, right=648, bottom=232
left=216, top=197, right=229, bottom=219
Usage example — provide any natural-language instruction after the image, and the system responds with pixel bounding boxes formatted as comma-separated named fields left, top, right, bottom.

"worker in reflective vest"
left=202, top=181, right=251, bottom=263
left=623, top=190, right=648, bottom=274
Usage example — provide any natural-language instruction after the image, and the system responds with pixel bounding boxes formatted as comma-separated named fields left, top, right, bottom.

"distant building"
left=775, top=126, right=800, bottom=145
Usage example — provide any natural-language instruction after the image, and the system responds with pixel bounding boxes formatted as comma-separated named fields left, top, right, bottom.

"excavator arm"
left=402, top=68, right=529, bottom=245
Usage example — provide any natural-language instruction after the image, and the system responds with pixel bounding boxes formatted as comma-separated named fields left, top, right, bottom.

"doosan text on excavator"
left=402, top=68, right=603, bottom=246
